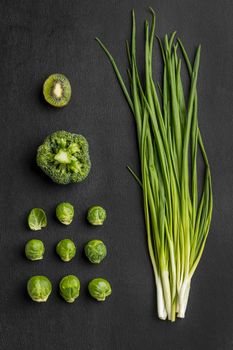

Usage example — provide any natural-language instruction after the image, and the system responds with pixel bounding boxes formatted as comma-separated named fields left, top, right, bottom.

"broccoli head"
left=37, top=130, right=91, bottom=184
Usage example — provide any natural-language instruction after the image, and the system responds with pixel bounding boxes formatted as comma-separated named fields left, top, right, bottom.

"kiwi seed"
left=43, top=73, right=71, bottom=107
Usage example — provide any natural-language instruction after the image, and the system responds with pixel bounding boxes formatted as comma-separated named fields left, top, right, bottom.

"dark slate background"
left=0, top=1, right=232, bottom=349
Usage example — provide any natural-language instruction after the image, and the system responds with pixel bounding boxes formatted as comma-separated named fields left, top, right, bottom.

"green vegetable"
left=28, top=208, right=47, bottom=231
left=84, top=240, right=107, bottom=264
left=43, top=73, right=71, bottom=107
left=56, top=202, right=74, bottom=225
left=25, top=239, right=45, bottom=261
left=88, top=278, right=112, bottom=301
left=96, top=9, right=213, bottom=321
left=56, top=239, right=76, bottom=262
left=27, top=276, right=52, bottom=302
left=87, top=206, right=106, bottom=225
left=37, top=130, right=91, bottom=185
left=59, top=275, right=80, bottom=303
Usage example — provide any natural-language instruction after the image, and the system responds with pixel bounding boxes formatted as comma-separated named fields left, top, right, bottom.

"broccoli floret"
left=37, top=130, right=91, bottom=184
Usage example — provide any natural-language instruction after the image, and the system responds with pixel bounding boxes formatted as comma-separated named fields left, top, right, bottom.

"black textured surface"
left=0, top=1, right=233, bottom=349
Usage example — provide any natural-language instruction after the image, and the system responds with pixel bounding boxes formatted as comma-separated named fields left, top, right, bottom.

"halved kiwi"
left=43, top=73, right=71, bottom=107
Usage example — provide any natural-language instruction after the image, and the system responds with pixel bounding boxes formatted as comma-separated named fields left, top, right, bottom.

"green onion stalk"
left=96, top=8, right=212, bottom=321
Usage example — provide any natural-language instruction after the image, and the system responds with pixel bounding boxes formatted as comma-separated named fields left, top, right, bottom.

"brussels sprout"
left=56, top=239, right=76, bottom=262
left=25, top=239, right=45, bottom=261
left=87, top=206, right=107, bottom=225
left=59, top=275, right=80, bottom=303
left=88, top=278, right=112, bottom=301
left=84, top=240, right=107, bottom=264
left=27, top=276, right=52, bottom=302
left=28, top=208, right=47, bottom=231
left=56, top=202, right=74, bottom=225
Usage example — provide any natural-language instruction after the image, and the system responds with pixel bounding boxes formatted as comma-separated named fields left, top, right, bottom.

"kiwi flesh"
left=43, top=73, right=71, bottom=107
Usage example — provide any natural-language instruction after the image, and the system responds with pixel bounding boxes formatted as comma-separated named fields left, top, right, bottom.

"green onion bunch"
left=96, top=8, right=212, bottom=321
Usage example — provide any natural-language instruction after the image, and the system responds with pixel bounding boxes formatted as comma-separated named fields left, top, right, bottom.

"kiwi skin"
left=43, top=73, right=72, bottom=107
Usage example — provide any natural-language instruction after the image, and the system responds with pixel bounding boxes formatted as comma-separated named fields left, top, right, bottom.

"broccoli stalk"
left=37, top=130, right=91, bottom=184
